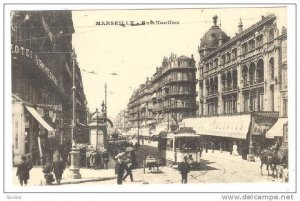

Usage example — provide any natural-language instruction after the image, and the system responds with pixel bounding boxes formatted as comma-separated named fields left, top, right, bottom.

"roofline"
left=202, top=14, right=277, bottom=60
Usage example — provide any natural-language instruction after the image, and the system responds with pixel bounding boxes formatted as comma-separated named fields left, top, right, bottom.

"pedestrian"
left=178, top=155, right=191, bottom=184
left=114, top=153, right=130, bottom=185
left=90, top=151, right=96, bottom=169
left=42, top=156, right=55, bottom=185
left=31, top=145, right=40, bottom=165
left=123, top=150, right=137, bottom=182
left=102, top=149, right=110, bottom=169
left=16, top=156, right=33, bottom=186
left=53, top=149, right=61, bottom=163
left=52, top=156, right=65, bottom=185
left=229, top=142, right=233, bottom=155
left=211, top=141, right=215, bottom=153
left=205, top=141, right=208, bottom=153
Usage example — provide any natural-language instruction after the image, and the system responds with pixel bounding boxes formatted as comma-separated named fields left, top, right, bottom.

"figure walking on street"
left=178, top=155, right=191, bottom=184
left=102, top=149, right=110, bottom=169
left=43, top=155, right=55, bottom=185
left=16, top=156, right=33, bottom=186
left=52, top=156, right=65, bottom=185
left=123, top=150, right=137, bottom=182
left=115, top=153, right=130, bottom=185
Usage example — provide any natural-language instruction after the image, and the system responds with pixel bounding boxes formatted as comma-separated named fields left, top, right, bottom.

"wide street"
left=67, top=141, right=277, bottom=185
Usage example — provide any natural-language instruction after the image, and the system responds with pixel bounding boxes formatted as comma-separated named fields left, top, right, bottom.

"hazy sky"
left=72, top=7, right=287, bottom=118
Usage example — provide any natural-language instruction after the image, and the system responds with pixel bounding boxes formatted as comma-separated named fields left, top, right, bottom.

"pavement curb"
left=53, top=176, right=117, bottom=185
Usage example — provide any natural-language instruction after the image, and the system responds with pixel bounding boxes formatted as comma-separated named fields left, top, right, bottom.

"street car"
left=158, top=127, right=202, bottom=168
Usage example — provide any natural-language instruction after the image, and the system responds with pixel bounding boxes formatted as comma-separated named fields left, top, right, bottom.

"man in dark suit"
left=16, top=156, right=33, bottom=186
left=52, top=156, right=65, bottom=185
left=115, top=153, right=129, bottom=185
left=178, top=155, right=191, bottom=184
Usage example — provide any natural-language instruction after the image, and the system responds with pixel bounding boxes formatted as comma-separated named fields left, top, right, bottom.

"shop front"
left=12, top=95, right=56, bottom=165
left=182, top=112, right=279, bottom=160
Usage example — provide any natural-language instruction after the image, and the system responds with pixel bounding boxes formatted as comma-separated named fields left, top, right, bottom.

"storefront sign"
left=251, top=112, right=279, bottom=135
left=11, top=44, right=61, bottom=91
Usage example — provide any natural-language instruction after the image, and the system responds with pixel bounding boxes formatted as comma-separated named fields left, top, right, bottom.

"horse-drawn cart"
left=143, top=154, right=160, bottom=173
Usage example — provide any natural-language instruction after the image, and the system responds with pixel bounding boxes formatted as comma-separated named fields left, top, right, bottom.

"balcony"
left=241, top=79, right=264, bottom=90
left=207, top=90, right=219, bottom=97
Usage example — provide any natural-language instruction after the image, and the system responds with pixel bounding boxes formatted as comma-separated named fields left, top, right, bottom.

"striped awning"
left=25, top=106, right=55, bottom=137
left=182, top=114, right=251, bottom=139
left=266, top=118, right=288, bottom=138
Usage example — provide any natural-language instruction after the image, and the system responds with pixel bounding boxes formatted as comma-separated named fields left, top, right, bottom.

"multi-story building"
left=127, top=54, right=197, bottom=137
left=11, top=11, right=87, bottom=165
left=183, top=14, right=287, bottom=159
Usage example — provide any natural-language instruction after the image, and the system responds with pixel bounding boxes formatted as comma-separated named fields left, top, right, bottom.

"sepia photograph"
left=1, top=1, right=298, bottom=200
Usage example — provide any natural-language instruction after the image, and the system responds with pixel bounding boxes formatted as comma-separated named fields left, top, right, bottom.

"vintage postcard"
left=1, top=2, right=298, bottom=201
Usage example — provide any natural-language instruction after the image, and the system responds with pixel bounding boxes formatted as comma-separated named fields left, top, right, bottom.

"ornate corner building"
left=11, top=11, right=88, bottom=165
left=184, top=14, right=288, bottom=156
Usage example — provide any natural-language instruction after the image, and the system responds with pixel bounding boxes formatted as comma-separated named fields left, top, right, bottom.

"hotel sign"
left=11, top=44, right=60, bottom=90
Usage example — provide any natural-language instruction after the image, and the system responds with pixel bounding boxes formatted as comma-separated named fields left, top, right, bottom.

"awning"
left=140, top=103, right=146, bottom=109
left=266, top=118, right=288, bottom=138
left=25, top=106, right=55, bottom=134
left=182, top=114, right=251, bottom=139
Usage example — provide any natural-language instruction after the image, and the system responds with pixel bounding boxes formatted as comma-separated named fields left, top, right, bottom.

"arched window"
left=257, top=59, right=264, bottom=83
left=214, top=76, right=218, bottom=92
left=221, top=73, right=227, bottom=90
left=242, top=65, right=248, bottom=87
left=227, top=71, right=232, bottom=89
left=269, top=29, right=274, bottom=41
left=269, top=57, right=275, bottom=80
left=249, top=62, right=256, bottom=85
left=232, top=69, right=238, bottom=89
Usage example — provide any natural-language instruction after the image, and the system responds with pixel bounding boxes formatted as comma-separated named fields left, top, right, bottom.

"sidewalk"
left=13, top=166, right=117, bottom=186
left=201, top=149, right=261, bottom=164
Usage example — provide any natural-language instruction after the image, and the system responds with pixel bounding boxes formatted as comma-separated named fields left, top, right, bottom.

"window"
left=269, top=29, right=274, bottom=41
left=242, top=43, right=248, bottom=54
left=232, top=48, right=237, bottom=59
left=221, top=54, right=226, bottom=64
left=226, top=52, right=231, bottom=62
left=249, top=39, right=255, bottom=50
left=281, top=69, right=287, bottom=90
left=269, top=58, right=275, bottom=80
left=283, top=99, right=288, bottom=117
left=256, top=35, right=263, bottom=47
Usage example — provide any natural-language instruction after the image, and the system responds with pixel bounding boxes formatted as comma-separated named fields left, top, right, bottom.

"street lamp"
left=69, top=54, right=81, bottom=179
left=247, top=104, right=255, bottom=162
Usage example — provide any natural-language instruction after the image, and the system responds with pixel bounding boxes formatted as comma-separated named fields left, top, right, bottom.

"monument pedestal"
left=68, top=147, right=81, bottom=179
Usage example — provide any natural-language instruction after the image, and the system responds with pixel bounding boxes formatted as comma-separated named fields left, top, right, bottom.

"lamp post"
left=247, top=106, right=255, bottom=162
left=69, top=54, right=81, bottom=179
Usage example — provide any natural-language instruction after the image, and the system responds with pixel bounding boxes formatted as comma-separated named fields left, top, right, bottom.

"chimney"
left=238, top=18, right=243, bottom=33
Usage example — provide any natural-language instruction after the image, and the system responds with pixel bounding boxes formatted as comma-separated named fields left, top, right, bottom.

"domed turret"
left=199, top=15, right=230, bottom=56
